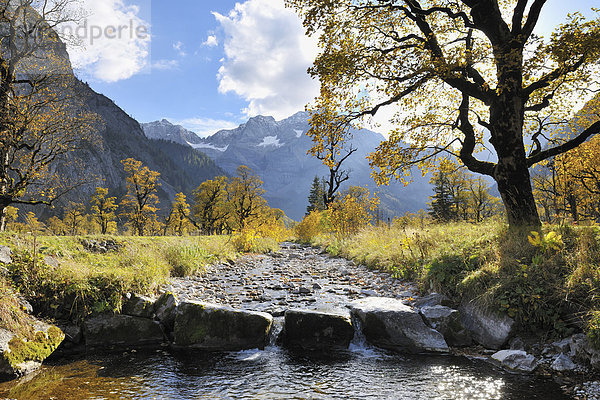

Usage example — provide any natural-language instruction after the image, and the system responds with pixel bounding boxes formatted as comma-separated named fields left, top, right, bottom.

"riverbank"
left=305, top=221, right=600, bottom=346
left=2, top=226, right=600, bottom=398
left=0, top=233, right=279, bottom=323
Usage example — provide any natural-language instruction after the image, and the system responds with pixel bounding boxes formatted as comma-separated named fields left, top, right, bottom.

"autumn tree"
left=192, top=176, right=230, bottom=234
left=0, top=1, right=98, bottom=232
left=90, top=187, right=117, bottom=235
left=468, top=176, right=499, bottom=223
left=289, top=0, right=600, bottom=229
left=120, top=158, right=161, bottom=236
left=169, top=192, right=191, bottom=236
left=0, top=205, right=17, bottom=231
left=308, top=106, right=357, bottom=206
left=63, top=201, right=84, bottom=235
left=330, top=186, right=378, bottom=237
left=46, top=216, right=66, bottom=235
left=228, top=166, right=268, bottom=230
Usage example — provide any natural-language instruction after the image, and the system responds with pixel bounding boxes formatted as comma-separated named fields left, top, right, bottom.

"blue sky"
left=66, top=0, right=599, bottom=137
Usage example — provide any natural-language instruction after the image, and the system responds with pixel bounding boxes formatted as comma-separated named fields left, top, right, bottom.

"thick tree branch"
left=511, top=0, right=529, bottom=34
left=522, top=0, right=547, bottom=38
left=527, top=120, right=600, bottom=166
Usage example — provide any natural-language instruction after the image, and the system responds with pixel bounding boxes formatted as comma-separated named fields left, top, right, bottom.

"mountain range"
left=141, top=113, right=431, bottom=221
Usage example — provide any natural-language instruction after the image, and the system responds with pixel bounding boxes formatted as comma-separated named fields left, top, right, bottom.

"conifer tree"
left=429, top=171, right=456, bottom=222
left=307, top=176, right=326, bottom=214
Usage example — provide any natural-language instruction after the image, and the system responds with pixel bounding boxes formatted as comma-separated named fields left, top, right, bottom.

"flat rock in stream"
left=83, top=315, right=164, bottom=349
left=173, top=301, right=273, bottom=351
left=122, top=294, right=155, bottom=319
left=491, top=350, right=538, bottom=372
left=279, top=309, right=354, bottom=350
left=420, top=305, right=472, bottom=347
left=351, top=297, right=448, bottom=353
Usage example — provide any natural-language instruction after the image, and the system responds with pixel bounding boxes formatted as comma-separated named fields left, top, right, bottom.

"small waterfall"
left=267, top=317, right=284, bottom=347
left=349, top=315, right=382, bottom=358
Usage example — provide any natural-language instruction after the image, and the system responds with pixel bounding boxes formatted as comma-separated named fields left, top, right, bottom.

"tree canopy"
left=288, top=0, right=600, bottom=228
left=0, top=0, right=98, bottom=231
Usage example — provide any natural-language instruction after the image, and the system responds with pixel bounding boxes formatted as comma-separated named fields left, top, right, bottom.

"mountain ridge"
left=142, top=113, right=431, bottom=220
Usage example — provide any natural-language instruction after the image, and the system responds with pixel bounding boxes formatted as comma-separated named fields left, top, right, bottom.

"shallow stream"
left=0, top=243, right=572, bottom=399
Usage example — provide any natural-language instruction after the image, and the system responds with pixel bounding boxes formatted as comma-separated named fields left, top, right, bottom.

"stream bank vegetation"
left=0, top=163, right=290, bottom=332
left=296, top=172, right=600, bottom=347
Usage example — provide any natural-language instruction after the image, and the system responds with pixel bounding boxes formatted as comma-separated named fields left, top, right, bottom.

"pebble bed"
left=161, top=242, right=418, bottom=316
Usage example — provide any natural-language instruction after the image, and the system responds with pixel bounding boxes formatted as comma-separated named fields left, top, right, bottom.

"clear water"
left=0, top=345, right=569, bottom=400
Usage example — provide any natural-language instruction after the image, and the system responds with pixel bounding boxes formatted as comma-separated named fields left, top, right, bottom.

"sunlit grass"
left=0, top=233, right=246, bottom=321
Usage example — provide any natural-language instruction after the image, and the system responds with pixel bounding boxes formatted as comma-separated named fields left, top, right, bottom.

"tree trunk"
left=494, top=164, right=540, bottom=228
left=0, top=206, right=6, bottom=232
left=489, top=47, right=541, bottom=229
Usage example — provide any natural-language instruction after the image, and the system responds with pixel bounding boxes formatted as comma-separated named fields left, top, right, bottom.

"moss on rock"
left=1, top=325, right=64, bottom=371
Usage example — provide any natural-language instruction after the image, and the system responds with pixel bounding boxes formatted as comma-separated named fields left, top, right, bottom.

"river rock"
left=564, top=333, right=600, bottom=368
left=83, top=314, right=164, bottom=349
left=280, top=309, right=354, bottom=350
left=154, top=292, right=178, bottom=331
left=123, top=294, right=155, bottom=319
left=552, top=353, right=577, bottom=371
left=420, top=305, right=472, bottom=347
left=459, top=300, right=515, bottom=349
left=413, top=293, right=452, bottom=308
left=491, top=349, right=538, bottom=372
left=0, top=246, right=11, bottom=264
left=351, top=297, right=448, bottom=353
left=0, top=322, right=64, bottom=380
left=173, top=301, right=273, bottom=351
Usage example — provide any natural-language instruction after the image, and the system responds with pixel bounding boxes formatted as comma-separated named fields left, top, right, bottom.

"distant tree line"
left=3, top=159, right=285, bottom=236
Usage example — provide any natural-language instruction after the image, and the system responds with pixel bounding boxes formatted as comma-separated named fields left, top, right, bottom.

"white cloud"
left=170, top=117, right=240, bottom=138
left=152, top=59, right=179, bottom=71
left=173, top=41, right=187, bottom=57
left=61, top=0, right=151, bottom=82
left=203, top=35, right=218, bottom=47
left=213, top=0, right=319, bottom=119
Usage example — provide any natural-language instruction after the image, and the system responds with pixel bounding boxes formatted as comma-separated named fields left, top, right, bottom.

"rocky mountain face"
left=47, top=84, right=226, bottom=217
left=142, top=113, right=431, bottom=221
left=6, top=6, right=226, bottom=220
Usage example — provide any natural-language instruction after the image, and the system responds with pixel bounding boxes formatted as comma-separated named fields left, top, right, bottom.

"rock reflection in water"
left=0, top=347, right=568, bottom=400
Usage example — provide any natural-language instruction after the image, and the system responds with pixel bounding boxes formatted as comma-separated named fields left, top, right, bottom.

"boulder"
left=154, top=292, right=178, bottom=331
left=552, top=353, right=577, bottom=371
left=413, top=293, right=453, bottom=308
left=563, top=333, right=600, bottom=368
left=491, top=349, right=538, bottom=372
left=420, top=305, right=472, bottom=347
left=0, top=322, right=64, bottom=380
left=0, top=246, right=11, bottom=265
left=280, top=309, right=354, bottom=350
left=173, top=301, right=272, bottom=351
left=351, top=297, right=448, bottom=353
left=83, top=314, right=164, bottom=349
left=459, top=300, right=515, bottom=349
left=122, top=294, right=155, bottom=319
